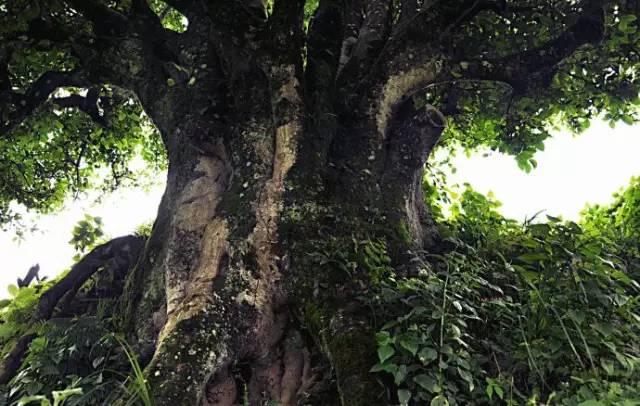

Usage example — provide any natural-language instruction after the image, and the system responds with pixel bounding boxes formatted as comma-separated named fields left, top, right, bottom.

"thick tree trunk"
left=117, top=78, right=445, bottom=405
left=112, top=11, right=445, bottom=404
left=0, top=0, right=611, bottom=403
left=119, top=96, right=443, bottom=405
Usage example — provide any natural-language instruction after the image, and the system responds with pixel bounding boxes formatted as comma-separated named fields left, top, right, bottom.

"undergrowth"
left=1, top=180, right=640, bottom=405
left=0, top=216, right=153, bottom=406
left=368, top=181, right=640, bottom=405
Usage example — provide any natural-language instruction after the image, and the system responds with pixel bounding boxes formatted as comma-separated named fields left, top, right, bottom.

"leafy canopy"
left=434, top=3, right=640, bottom=172
left=0, top=0, right=640, bottom=225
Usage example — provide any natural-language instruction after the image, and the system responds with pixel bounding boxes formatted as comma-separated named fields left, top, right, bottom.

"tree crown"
left=1, top=0, right=638, bottom=224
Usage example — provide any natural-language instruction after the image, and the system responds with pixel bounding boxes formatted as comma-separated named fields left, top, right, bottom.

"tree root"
left=0, top=235, right=145, bottom=384
left=202, top=329, right=314, bottom=406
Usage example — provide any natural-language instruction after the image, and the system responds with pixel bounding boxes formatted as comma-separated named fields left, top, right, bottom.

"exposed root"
left=0, top=235, right=145, bottom=384
left=203, top=328, right=314, bottom=406
left=204, top=366, right=237, bottom=406
left=0, top=334, right=36, bottom=385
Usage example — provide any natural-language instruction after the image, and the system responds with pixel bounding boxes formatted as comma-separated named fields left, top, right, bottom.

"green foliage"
left=110, top=334, right=154, bottom=406
left=0, top=224, right=150, bottom=405
left=370, top=183, right=640, bottom=405
left=3, top=1, right=640, bottom=404
left=0, top=17, right=167, bottom=229
left=148, top=0, right=187, bottom=33
left=303, top=0, right=320, bottom=29
left=1, top=315, right=120, bottom=405
left=133, top=221, right=153, bottom=238
left=0, top=298, right=153, bottom=405
left=583, top=176, right=640, bottom=241
left=69, top=215, right=105, bottom=258
left=0, top=284, right=43, bottom=354
left=428, top=4, right=640, bottom=171
left=15, top=387, right=83, bottom=406
left=0, top=85, right=166, bottom=227
left=309, top=236, right=393, bottom=283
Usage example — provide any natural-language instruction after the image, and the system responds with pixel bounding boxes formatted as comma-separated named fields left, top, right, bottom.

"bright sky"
left=0, top=183, right=165, bottom=296
left=444, top=120, right=640, bottom=222
left=1, top=119, right=639, bottom=294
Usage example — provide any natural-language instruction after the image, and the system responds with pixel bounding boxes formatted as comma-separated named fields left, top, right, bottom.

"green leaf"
left=619, top=15, right=637, bottom=33
left=486, top=384, right=494, bottom=400
left=398, top=389, right=411, bottom=406
left=517, top=252, right=548, bottom=263
left=394, top=365, right=408, bottom=385
left=578, top=400, right=604, bottom=406
left=592, top=322, right=615, bottom=337
left=430, top=395, right=449, bottom=406
left=457, top=367, right=475, bottom=392
left=418, top=347, right=438, bottom=364
left=376, top=331, right=392, bottom=346
left=92, top=356, right=105, bottom=368
left=0, top=322, right=17, bottom=339
left=414, top=374, right=441, bottom=393
left=7, top=284, right=19, bottom=297
left=399, top=336, right=420, bottom=356
left=567, top=310, right=586, bottom=325
left=370, top=362, right=397, bottom=374
left=377, top=345, right=395, bottom=363
left=450, top=325, right=461, bottom=339
left=600, top=359, right=615, bottom=375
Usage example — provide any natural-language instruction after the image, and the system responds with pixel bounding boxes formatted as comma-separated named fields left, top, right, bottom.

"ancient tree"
left=1, top=0, right=639, bottom=404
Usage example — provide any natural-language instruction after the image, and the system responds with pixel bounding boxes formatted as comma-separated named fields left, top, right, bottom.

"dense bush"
left=0, top=216, right=151, bottom=406
left=369, top=183, right=640, bottom=405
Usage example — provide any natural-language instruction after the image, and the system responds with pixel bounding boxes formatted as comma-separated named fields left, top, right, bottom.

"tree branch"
left=205, top=0, right=268, bottom=33
left=17, top=264, right=42, bottom=288
left=338, top=0, right=508, bottom=113
left=65, top=0, right=130, bottom=37
left=353, top=0, right=604, bottom=135
left=0, top=334, right=37, bottom=385
left=337, top=0, right=393, bottom=85
left=0, top=69, right=91, bottom=136
left=0, top=0, right=181, bottom=132
left=399, top=0, right=419, bottom=24
left=130, top=0, right=177, bottom=36
left=455, top=3, right=605, bottom=95
left=392, top=0, right=506, bottom=45
left=52, top=87, right=107, bottom=126
left=36, top=235, right=145, bottom=320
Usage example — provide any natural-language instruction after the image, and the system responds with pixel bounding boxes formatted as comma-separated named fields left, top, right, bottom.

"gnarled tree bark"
left=115, top=1, right=604, bottom=404
left=1, top=0, right=608, bottom=404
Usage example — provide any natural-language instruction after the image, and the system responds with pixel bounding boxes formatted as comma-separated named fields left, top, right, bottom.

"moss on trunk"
left=114, top=28, right=443, bottom=402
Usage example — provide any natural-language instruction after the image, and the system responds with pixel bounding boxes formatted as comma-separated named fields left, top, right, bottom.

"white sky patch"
left=443, top=120, right=640, bottom=222
left=0, top=182, right=165, bottom=296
